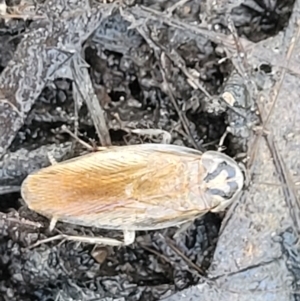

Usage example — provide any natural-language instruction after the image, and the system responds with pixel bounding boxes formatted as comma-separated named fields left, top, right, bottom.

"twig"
left=165, top=237, right=205, bottom=276
left=71, top=54, right=111, bottom=146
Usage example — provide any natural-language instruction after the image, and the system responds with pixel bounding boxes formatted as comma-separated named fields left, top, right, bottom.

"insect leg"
left=173, top=221, right=194, bottom=239
left=129, top=129, right=172, bottom=144
left=49, top=217, right=58, bottom=232
left=123, top=230, right=136, bottom=245
left=26, top=230, right=136, bottom=249
left=218, top=129, right=229, bottom=152
left=27, top=233, right=126, bottom=249
left=61, top=125, right=108, bottom=152
left=47, top=152, right=58, bottom=165
left=113, top=112, right=172, bottom=144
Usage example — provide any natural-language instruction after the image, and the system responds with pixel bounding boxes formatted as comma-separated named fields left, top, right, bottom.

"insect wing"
left=21, top=144, right=214, bottom=230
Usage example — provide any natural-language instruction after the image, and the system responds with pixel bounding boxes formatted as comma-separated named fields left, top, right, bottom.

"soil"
left=0, top=0, right=298, bottom=301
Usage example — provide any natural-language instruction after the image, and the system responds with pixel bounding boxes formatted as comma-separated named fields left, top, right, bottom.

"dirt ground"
left=0, top=0, right=299, bottom=300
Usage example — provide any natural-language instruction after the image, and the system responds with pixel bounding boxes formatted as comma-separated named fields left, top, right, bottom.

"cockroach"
left=21, top=143, right=244, bottom=246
